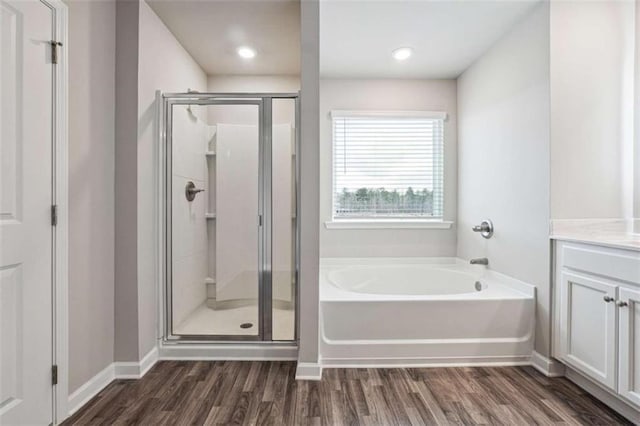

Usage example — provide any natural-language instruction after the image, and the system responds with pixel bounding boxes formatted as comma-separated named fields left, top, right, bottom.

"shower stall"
left=159, top=92, right=299, bottom=342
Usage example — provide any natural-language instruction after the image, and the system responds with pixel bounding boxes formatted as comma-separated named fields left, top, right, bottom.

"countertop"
left=550, top=219, right=640, bottom=252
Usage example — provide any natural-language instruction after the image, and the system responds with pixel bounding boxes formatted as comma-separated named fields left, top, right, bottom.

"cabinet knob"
left=603, top=296, right=615, bottom=303
left=616, top=300, right=628, bottom=308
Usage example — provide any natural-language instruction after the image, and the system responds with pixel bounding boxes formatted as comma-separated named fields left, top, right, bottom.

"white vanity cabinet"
left=619, top=286, right=640, bottom=407
left=553, top=241, right=640, bottom=411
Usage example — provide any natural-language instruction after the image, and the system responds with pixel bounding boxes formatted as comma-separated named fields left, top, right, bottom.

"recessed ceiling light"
left=392, top=47, right=413, bottom=61
left=237, top=46, right=256, bottom=59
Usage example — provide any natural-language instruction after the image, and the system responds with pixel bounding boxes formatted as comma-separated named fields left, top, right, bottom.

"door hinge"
left=52, top=365, right=58, bottom=386
left=50, top=40, right=62, bottom=65
left=51, top=205, right=58, bottom=226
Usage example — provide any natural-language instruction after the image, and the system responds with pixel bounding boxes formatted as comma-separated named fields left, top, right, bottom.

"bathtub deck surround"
left=319, top=258, right=535, bottom=368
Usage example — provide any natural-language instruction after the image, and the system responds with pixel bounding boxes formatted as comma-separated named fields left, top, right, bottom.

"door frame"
left=1, top=1, right=67, bottom=422
left=156, top=92, right=300, bottom=344
left=42, top=0, right=69, bottom=422
left=163, top=96, right=266, bottom=341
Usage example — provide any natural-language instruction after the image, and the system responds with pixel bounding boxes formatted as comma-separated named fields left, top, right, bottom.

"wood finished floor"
left=63, top=361, right=632, bottom=425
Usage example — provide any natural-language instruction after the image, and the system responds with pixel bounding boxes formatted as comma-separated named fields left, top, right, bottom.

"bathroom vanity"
left=552, top=225, right=640, bottom=420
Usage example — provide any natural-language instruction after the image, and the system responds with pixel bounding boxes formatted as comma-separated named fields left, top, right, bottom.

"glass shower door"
left=167, top=98, right=263, bottom=339
left=271, top=98, right=297, bottom=341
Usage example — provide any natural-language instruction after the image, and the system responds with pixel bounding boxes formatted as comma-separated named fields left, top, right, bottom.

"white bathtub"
left=320, top=258, right=535, bottom=367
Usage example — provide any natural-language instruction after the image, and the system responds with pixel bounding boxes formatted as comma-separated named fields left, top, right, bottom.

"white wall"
left=137, top=0, right=208, bottom=354
left=207, top=75, right=299, bottom=125
left=319, top=79, right=458, bottom=257
left=207, top=75, right=300, bottom=93
left=66, top=0, right=115, bottom=393
left=634, top=2, right=640, bottom=221
left=114, top=0, right=140, bottom=362
left=550, top=0, right=635, bottom=220
left=298, top=0, right=320, bottom=366
left=457, top=4, right=551, bottom=355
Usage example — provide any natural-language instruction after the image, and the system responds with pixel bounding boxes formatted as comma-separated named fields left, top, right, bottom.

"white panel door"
left=559, top=271, right=617, bottom=390
left=0, top=0, right=54, bottom=424
left=619, top=286, right=640, bottom=408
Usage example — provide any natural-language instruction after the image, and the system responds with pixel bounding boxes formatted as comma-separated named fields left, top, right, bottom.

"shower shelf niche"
left=205, top=277, right=216, bottom=302
left=205, top=130, right=217, bottom=306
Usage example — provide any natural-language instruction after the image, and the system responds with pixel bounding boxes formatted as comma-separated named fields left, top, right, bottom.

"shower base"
left=174, top=303, right=295, bottom=340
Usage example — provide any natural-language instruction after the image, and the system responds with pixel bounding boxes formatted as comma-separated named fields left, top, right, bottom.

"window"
left=331, top=111, right=446, bottom=223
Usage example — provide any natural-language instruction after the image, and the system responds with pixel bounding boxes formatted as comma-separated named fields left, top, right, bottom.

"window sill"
left=324, top=219, right=454, bottom=230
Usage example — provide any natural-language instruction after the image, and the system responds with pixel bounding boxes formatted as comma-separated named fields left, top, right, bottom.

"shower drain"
left=240, top=322, right=253, bottom=329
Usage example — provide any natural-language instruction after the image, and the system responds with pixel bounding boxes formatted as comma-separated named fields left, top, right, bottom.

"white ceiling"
left=320, top=0, right=541, bottom=78
left=146, top=0, right=300, bottom=76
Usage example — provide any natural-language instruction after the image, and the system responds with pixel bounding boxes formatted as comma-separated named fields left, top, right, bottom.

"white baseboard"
left=530, top=351, right=565, bottom=377
left=66, top=346, right=159, bottom=418
left=140, top=346, right=159, bottom=376
left=114, top=346, right=159, bottom=379
left=67, top=363, right=116, bottom=416
left=295, top=362, right=323, bottom=380
left=158, top=342, right=297, bottom=360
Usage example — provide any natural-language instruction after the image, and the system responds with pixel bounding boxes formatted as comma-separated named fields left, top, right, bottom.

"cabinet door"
left=559, top=271, right=617, bottom=390
left=619, top=287, right=640, bottom=408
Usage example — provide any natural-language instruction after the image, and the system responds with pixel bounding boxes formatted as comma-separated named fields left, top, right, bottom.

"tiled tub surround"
left=320, top=258, right=535, bottom=367
left=550, top=219, right=640, bottom=251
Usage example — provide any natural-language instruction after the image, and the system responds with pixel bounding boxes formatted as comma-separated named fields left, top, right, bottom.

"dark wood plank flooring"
left=63, top=361, right=632, bottom=425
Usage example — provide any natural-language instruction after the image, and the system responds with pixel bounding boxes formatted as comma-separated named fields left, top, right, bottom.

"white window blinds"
left=332, top=111, right=445, bottom=219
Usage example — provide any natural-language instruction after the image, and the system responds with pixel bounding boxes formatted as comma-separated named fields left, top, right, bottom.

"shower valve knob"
left=185, top=181, right=205, bottom=202
left=472, top=219, right=494, bottom=239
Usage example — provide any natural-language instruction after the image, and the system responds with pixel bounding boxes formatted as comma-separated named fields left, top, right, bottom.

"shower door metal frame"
left=159, top=92, right=300, bottom=343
